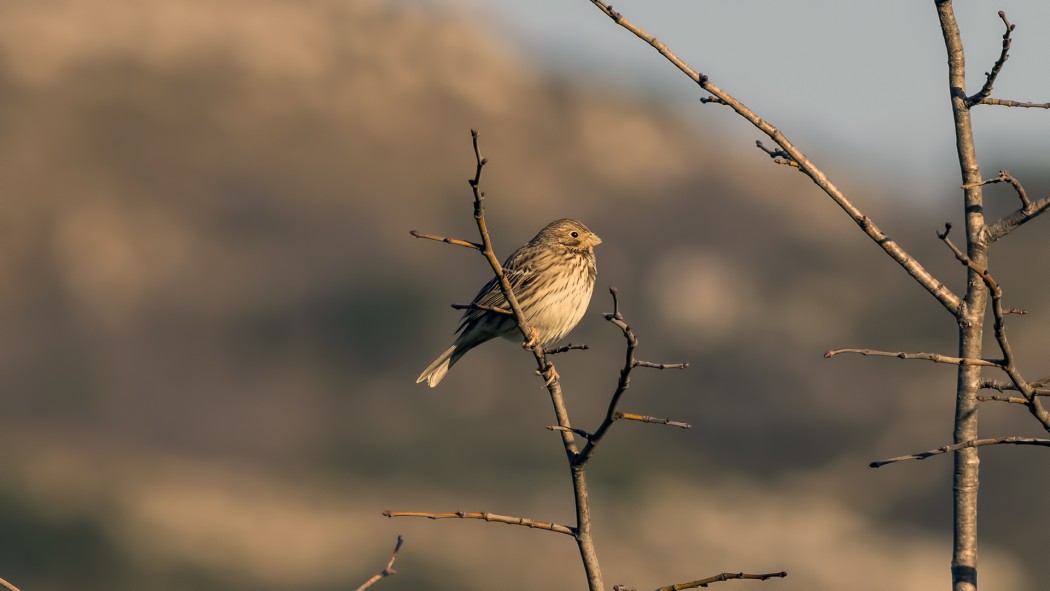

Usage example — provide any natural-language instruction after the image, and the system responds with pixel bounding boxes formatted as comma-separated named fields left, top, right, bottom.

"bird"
left=417, top=218, right=601, bottom=387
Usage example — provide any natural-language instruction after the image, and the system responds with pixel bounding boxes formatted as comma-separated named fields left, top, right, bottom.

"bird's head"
left=537, top=218, right=602, bottom=250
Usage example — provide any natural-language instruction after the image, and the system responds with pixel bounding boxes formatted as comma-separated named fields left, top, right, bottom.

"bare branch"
left=354, top=536, right=405, bottom=591
left=962, top=169, right=1049, bottom=244
left=981, top=377, right=1050, bottom=396
left=870, top=437, right=1050, bottom=468
left=961, top=170, right=1033, bottom=212
left=977, top=394, right=1027, bottom=405
left=634, top=361, right=689, bottom=370
left=986, top=194, right=1050, bottom=244
left=546, top=343, right=591, bottom=355
left=463, top=130, right=568, bottom=394
left=938, top=224, right=1050, bottom=432
left=824, top=347, right=1001, bottom=368
left=459, top=130, right=602, bottom=589
left=966, top=12, right=1050, bottom=112
left=652, top=571, right=788, bottom=591
left=450, top=302, right=512, bottom=315
left=755, top=140, right=799, bottom=168
left=968, top=11, right=1014, bottom=105
left=383, top=511, right=575, bottom=536
left=576, top=288, right=690, bottom=465
left=584, top=0, right=961, bottom=316
left=937, top=224, right=1003, bottom=297
left=615, top=412, right=692, bottom=429
left=409, top=230, right=482, bottom=250
left=963, top=14, right=1050, bottom=108
left=933, top=5, right=988, bottom=586
left=972, top=97, right=1050, bottom=109
left=0, top=577, right=23, bottom=591
left=548, top=424, right=594, bottom=439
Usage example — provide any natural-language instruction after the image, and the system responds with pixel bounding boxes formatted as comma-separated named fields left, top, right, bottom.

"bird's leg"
left=543, top=364, right=559, bottom=387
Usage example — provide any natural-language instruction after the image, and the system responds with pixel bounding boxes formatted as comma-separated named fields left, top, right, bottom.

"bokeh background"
left=1, top=0, right=1048, bottom=589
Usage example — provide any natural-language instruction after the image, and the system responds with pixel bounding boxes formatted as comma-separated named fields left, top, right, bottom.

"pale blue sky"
left=419, top=1, right=1050, bottom=199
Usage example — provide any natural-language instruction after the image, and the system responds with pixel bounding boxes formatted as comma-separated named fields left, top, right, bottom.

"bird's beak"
left=592, top=234, right=602, bottom=246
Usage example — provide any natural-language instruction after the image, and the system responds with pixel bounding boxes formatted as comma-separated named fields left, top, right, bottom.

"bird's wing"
left=455, top=248, right=533, bottom=333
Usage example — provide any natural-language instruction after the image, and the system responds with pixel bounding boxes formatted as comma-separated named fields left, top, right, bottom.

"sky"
left=414, top=0, right=1050, bottom=200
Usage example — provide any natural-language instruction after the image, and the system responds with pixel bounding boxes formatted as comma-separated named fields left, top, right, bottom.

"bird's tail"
left=416, top=345, right=458, bottom=388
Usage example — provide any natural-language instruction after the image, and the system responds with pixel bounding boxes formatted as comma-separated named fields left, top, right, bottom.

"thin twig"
left=577, top=288, right=637, bottom=463
left=408, top=230, right=483, bottom=250
left=576, top=288, right=690, bottom=465
left=824, top=348, right=1001, bottom=368
left=981, top=377, right=1050, bottom=396
left=353, top=535, right=405, bottom=591
left=546, top=343, right=591, bottom=355
left=968, top=11, right=1014, bottom=105
left=614, top=412, right=691, bottom=429
left=585, top=0, right=961, bottom=316
left=383, top=511, right=575, bottom=536
left=977, top=394, right=1028, bottom=404
left=870, top=437, right=1050, bottom=468
left=460, top=131, right=566, bottom=394
left=548, top=424, right=594, bottom=439
left=634, top=361, right=688, bottom=370
left=450, top=302, right=512, bottom=315
left=464, top=131, right=562, bottom=393
left=755, top=140, right=798, bottom=167
left=653, top=571, right=788, bottom=591
left=972, top=97, right=1050, bottom=108
left=0, top=577, right=23, bottom=591
left=961, top=170, right=1033, bottom=212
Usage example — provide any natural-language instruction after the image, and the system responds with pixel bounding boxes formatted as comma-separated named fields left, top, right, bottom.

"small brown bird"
left=417, top=219, right=601, bottom=387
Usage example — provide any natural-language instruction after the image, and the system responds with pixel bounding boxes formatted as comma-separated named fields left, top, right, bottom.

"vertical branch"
left=935, top=3, right=986, bottom=590
left=465, top=130, right=603, bottom=591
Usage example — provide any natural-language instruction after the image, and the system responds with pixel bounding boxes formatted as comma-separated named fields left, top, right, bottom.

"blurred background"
left=1, top=0, right=1048, bottom=589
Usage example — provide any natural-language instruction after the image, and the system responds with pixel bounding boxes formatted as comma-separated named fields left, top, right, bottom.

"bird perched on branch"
left=417, top=218, right=601, bottom=387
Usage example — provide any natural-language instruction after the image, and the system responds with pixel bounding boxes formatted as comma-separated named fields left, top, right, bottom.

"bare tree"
left=397, top=131, right=787, bottom=590
left=578, top=1, right=1050, bottom=590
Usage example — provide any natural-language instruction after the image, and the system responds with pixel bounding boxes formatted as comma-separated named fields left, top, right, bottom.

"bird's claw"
left=536, top=364, right=559, bottom=387
left=522, top=326, right=540, bottom=350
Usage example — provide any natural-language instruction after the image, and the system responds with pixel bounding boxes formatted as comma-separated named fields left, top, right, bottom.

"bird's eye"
left=570, top=231, right=579, bottom=238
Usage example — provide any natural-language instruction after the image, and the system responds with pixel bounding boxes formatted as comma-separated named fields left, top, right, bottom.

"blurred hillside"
left=1, top=0, right=1048, bottom=589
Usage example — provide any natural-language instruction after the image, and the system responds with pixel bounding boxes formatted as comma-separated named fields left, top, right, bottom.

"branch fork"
left=938, top=224, right=1050, bottom=432
left=408, top=132, right=705, bottom=590
left=353, top=536, right=405, bottom=591
left=578, top=4, right=1050, bottom=590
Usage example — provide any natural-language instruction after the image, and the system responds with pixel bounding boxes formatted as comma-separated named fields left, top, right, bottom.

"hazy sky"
left=418, top=0, right=1050, bottom=200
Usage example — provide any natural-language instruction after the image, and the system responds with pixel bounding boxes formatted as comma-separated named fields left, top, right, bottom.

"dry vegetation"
left=0, top=0, right=1047, bottom=590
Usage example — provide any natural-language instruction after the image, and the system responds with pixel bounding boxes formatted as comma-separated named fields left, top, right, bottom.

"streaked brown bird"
left=417, top=218, right=601, bottom=387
